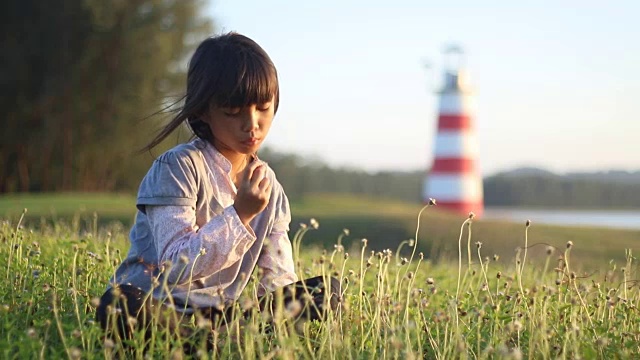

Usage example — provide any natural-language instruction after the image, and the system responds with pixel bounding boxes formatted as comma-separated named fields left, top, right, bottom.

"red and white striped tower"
left=423, top=46, right=484, bottom=217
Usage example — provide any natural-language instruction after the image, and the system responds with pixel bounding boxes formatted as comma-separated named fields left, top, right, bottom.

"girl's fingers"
left=249, top=164, right=267, bottom=186
left=241, top=161, right=263, bottom=183
left=258, top=176, right=271, bottom=193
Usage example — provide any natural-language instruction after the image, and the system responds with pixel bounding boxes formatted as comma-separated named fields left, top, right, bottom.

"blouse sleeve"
left=256, top=182, right=298, bottom=295
left=146, top=204, right=257, bottom=285
left=136, top=150, right=199, bottom=211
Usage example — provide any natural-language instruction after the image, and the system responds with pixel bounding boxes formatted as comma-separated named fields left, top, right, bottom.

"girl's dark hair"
left=143, top=32, right=279, bottom=151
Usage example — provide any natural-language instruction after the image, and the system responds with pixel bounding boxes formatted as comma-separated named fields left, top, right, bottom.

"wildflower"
left=170, top=348, right=184, bottom=360
left=428, top=198, right=437, bottom=206
left=342, top=228, right=350, bottom=236
left=510, top=347, right=523, bottom=360
left=566, top=241, right=573, bottom=249
left=426, top=277, right=435, bottom=285
left=199, top=247, right=207, bottom=256
left=344, top=252, right=349, bottom=260
left=240, top=298, right=254, bottom=311
left=361, top=238, right=368, bottom=246
left=391, top=337, right=403, bottom=350
left=26, top=328, right=37, bottom=339
left=595, top=337, right=609, bottom=346
left=179, top=255, right=189, bottom=264
left=546, top=246, right=554, bottom=255
left=401, top=257, right=408, bottom=265
left=468, top=212, right=475, bottom=219
left=493, top=254, right=500, bottom=261
left=512, top=320, right=523, bottom=332
left=475, top=241, right=482, bottom=249
left=525, top=219, right=531, bottom=227
left=70, top=347, right=82, bottom=360
left=127, top=316, right=138, bottom=328
left=299, top=223, right=308, bottom=230
left=309, top=218, right=319, bottom=229
left=334, top=244, right=344, bottom=252
left=196, top=315, right=213, bottom=329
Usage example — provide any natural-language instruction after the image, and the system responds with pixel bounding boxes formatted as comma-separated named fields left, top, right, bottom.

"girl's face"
left=203, top=97, right=275, bottom=158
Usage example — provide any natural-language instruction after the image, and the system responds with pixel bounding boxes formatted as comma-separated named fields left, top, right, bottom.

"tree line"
left=1, top=0, right=212, bottom=193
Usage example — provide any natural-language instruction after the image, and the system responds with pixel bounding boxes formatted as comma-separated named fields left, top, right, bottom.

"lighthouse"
left=423, top=46, right=484, bottom=217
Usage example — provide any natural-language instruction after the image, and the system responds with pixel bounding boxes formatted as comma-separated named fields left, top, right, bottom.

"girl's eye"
left=257, top=103, right=272, bottom=111
left=222, top=107, right=241, bottom=116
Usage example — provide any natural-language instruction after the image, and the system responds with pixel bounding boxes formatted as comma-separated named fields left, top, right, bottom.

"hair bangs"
left=212, top=51, right=279, bottom=110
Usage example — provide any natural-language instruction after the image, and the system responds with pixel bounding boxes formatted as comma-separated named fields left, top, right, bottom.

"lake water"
left=482, top=207, right=640, bottom=230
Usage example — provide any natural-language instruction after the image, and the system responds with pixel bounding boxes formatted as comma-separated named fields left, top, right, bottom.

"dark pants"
left=96, top=276, right=341, bottom=345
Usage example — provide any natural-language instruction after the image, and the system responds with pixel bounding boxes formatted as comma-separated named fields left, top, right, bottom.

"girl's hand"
left=234, top=161, right=272, bottom=226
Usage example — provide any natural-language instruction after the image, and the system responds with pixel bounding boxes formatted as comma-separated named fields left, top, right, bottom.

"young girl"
left=96, top=32, right=340, bottom=344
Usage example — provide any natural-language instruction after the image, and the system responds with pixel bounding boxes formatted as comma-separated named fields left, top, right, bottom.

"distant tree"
left=0, top=0, right=212, bottom=193
left=483, top=174, right=640, bottom=209
left=259, top=148, right=424, bottom=203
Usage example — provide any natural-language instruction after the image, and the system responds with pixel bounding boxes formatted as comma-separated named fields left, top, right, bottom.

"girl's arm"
left=147, top=204, right=257, bottom=285
left=256, top=184, right=298, bottom=295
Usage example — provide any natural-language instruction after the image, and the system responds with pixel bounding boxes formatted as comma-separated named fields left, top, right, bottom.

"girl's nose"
left=242, top=111, right=260, bottom=132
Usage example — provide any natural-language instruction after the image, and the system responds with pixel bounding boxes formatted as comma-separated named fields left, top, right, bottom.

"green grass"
left=1, top=202, right=640, bottom=358
left=1, top=192, right=639, bottom=270
left=0, top=192, right=137, bottom=228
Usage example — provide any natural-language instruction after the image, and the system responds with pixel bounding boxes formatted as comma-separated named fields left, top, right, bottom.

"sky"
left=206, top=0, right=640, bottom=175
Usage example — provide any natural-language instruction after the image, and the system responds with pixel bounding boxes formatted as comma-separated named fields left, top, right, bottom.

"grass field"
left=1, top=193, right=640, bottom=358
left=3, top=192, right=637, bottom=270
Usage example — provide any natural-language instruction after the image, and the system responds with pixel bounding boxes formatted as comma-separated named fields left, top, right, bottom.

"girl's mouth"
left=242, top=138, right=259, bottom=146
